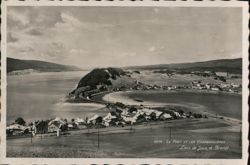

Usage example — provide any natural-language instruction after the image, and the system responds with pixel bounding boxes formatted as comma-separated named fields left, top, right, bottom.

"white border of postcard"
left=1, top=0, right=249, bottom=165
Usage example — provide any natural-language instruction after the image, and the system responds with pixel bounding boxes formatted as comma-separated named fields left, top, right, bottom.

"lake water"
left=7, top=71, right=242, bottom=124
left=7, top=71, right=107, bottom=124
left=116, top=90, right=242, bottom=120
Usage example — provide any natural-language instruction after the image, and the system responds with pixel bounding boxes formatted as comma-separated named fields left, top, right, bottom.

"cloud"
left=119, top=52, right=136, bottom=58
left=26, top=28, right=43, bottom=36
left=45, top=42, right=68, bottom=60
left=7, top=6, right=242, bottom=68
left=69, top=49, right=88, bottom=55
left=30, top=8, right=64, bottom=28
left=149, top=46, right=156, bottom=52
left=61, top=12, right=82, bottom=26
left=7, top=8, right=30, bottom=29
left=7, top=33, right=18, bottom=43
left=8, top=6, right=64, bottom=31
left=20, top=47, right=34, bottom=53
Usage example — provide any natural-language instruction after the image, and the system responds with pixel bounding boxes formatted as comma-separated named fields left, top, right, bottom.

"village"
left=130, top=70, right=242, bottom=94
left=7, top=100, right=207, bottom=138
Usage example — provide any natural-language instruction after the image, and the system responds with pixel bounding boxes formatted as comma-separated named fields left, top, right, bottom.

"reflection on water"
left=7, top=71, right=106, bottom=124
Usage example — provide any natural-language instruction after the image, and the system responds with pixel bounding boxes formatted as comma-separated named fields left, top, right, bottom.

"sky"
left=7, top=6, right=242, bottom=69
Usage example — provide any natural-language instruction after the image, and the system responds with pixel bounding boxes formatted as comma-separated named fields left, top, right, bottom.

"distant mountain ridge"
left=125, top=58, right=242, bottom=74
left=7, top=57, right=81, bottom=73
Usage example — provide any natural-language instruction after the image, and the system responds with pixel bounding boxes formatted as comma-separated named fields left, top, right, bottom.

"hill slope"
left=126, top=58, right=242, bottom=74
left=71, top=68, right=136, bottom=96
left=76, top=68, right=126, bottom=89
left=7, top=58, right=81, bottom=73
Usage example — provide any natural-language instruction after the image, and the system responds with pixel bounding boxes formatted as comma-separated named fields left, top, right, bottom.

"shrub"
left=193, top=113, right=202, bottom=118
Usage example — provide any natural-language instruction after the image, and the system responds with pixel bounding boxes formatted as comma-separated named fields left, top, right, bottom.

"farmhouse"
left=123, top=115, right=137, bottom=125
left=6, top=124, right=30, bottom=136
left=48, top=117, right=67, bottom=133
left=103, top=113, right=117, bottom=126
left=87, top=114, right=99, bottom=124
left=159, top=113, right=172, bottom=120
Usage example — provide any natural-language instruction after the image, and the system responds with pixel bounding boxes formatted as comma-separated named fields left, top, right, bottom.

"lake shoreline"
left=101, top=89, right=242, bottom=120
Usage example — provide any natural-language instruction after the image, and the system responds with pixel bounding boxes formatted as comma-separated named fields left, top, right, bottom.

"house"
left=173, top=111, right=181, bottom=118
left=102, top=113, right=117, bottom=126
left=123, top=116, right=136, bottom=125
left=231, top=83, right=240, bottom=88
left=211, top=87, right=220, bottom=91
left=215, top=72, right=228, bottom=77
left=103, top=113, right=117, bottom=121
left=136, top=114, right=147, bottom=123
left=6, top=124, right=30, bottom=136
left=220, top=84, right=229, bottom=88
left=141, top=108, right=155, bottom=116
left=7, top=123, right=28, bottom=131
left=205, top=84, right=211, bottom=89
left=48, top=117, right=67, bottom=133
left=154, top=111, right=163, bottom=119
left=67, top=122, right=78, bottom=130
left=88, top=115, right=99, bottom=124
left=121, top=109, right=129, bottom=117
left=48, top=123, right=61, bottom=133
left=122, top=113, right=139, bottom=124
left=75, top=118, right=85, bottom=125
left=159, top=113, right=172, bottom=120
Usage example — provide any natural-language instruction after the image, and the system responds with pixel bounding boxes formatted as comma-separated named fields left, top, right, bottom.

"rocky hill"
left=70, top=68, right=136, bottom=97
left=76, top=68, right=126, bottom=89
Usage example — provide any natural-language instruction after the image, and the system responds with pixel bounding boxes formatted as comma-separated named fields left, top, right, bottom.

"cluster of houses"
left=6, top=117, right=88, bottom=137
left=191, top=80, right=241, bottom=93
left=121, top=79, right=241, bottom=94
left=90, top=104, right=177, bottom=127
left=7, top=102, right=206, bottom=137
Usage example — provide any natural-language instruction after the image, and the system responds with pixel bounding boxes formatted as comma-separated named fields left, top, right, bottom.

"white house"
left=123, top=117, right=136, bottom=124
left=7, top=124, right=28, bottom=131
left=159, top=113, right=172, bottom=120
left=215, top=72, right=228, bottom=77
left=48, top=117, right=66, bottom=133
left=102, top=113, right=117, bottom=126
left=211, top=87, right=219, bottom=91
left=173, top=111, right=181, bottom=118
left=154, top=111, right=163, bottom=119
left=88, top=114, right=99, bottom=124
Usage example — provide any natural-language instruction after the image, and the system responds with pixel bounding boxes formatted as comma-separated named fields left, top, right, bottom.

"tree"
left=96, top=116, right=103, bottom=125
left=15, top=117, right=26, bottom=126
left=128, top=107, right=137, bottom=113
left=36, top=120, right=49, bottom=133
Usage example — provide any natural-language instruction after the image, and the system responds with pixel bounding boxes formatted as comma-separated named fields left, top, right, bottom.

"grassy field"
left=7, top=118, right=242, bottom=158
